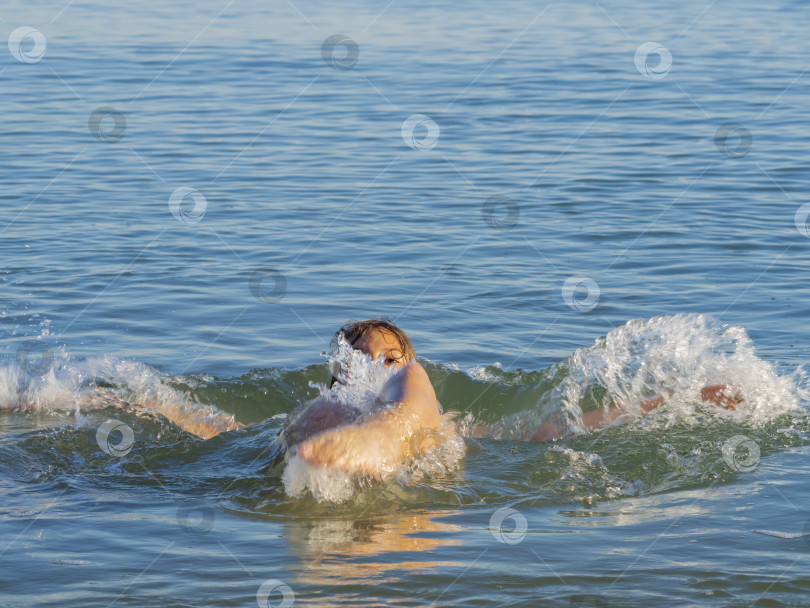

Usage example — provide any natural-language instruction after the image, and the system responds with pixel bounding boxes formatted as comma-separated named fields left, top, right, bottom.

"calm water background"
left=2, top=0, right=810, bottom=606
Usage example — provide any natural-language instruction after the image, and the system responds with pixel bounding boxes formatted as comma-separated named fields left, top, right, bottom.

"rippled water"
left=3, top=0, right=810, bottom=606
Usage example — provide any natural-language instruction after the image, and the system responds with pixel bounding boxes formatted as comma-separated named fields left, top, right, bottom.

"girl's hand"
left=700, top=384, right=743, bottom=410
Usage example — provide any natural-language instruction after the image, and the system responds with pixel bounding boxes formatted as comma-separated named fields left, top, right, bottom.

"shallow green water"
left=3, top=0, right=810, bottom=606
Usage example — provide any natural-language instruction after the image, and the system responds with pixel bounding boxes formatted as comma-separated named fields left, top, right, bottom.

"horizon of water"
left=3, top=0, right=810, bottom=606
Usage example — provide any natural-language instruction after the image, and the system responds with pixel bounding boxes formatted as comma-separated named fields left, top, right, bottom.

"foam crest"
left=0, top=351, right=78, bottom=412
left=562, top=314, right=802, bottom=429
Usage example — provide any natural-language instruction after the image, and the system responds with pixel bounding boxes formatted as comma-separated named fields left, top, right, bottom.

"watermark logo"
left=482, top=195, right=519, bottom=231
left=634, top=42, right=671, bottom=79
left=489, top=507, right=528, bottom=545
left=256, top=579, right=295, bottom=608
left=249, top=268, right=287, bottom=303
left=176, top=503, right=216, bottom=536
left=96, top=419, right=135, bottom=457
left=169, top=187, right=207, bottom=224
left=721, top=435, right=759, bottom=473
left=561, top=276, right=600, bottom=312
left=321, top=34, right=359, bottom=70
left=793, top=202, right=810, bottom=238
left=88, top=107, right=127, bottom=143
left=714, top=123, right=752, bottom=158
left=8, top=27, right=46, bottom=63
left=401, top=114, right=440, bottom=151
left=16, top=341, right=54, bottom=378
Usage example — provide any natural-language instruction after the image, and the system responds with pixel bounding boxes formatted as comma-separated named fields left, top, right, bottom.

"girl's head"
left=329, top=318, right=416, bottom=386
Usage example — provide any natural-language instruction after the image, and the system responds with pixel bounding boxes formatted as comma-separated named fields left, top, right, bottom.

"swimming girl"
left=4, top=318, right=743, bottom=479
left=280, top=319, right=450, bottom=477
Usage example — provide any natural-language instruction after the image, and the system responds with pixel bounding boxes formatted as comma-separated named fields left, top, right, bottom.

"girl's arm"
left=474, top=384, right=743, bottom=442
left=291, top=362, right=442, bottom=477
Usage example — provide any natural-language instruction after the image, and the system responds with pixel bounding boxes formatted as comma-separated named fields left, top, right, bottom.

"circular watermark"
left=168, top=187, right=207, bottom=224
left=96, top=419, right=135, bottom=457
left=482, top=195, right=520, bottom=231
left=176, top=503, right=215, bottom=536
left=714, top=123, right=752, bottom=158
left=249, top=268, right=287, bottom=303
left=561, top=276, right=600, bottom=312
left=489, top=507, right=528, bottom=545
left=321, top=34, right=359, bottom=70
left=256, top=579, right=295, bottom=608
left=88, top=107, right=126, bottom=143
left=721, top=435, right=760, bottom=473
left=795, top=203, right=810, bottom=238
left=15, top=341, right=54, bottom=377
left=634, top=42, right=671, bottom=80
left=401, top=114, right=440, bottom=151
left=8, top=26, right=46, bottom=63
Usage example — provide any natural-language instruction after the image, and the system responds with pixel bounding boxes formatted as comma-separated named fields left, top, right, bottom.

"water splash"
left=281, top=454, right=359, bottom=503
left=316, top=332, right=399, bottom=412
left=477, top=314, right=806, bottom=440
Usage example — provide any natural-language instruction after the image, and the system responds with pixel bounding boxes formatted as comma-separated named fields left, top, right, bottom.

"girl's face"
left=351, top=328, right=406, bottom=368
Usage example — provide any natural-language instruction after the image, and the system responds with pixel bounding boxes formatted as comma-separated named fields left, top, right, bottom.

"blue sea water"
left=2, top=0, right=810, bottom=606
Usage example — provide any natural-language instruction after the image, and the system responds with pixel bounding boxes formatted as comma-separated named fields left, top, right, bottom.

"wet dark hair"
left=329, top=318, right=416, bottom=386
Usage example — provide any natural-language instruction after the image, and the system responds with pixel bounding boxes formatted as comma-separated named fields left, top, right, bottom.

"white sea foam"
left=487, top=314, right=805, bottom=439
left=281, top=452, right=358, bottom=503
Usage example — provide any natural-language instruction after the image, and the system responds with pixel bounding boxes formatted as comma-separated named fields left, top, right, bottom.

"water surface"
left=2, top=1, right=810, bottom=606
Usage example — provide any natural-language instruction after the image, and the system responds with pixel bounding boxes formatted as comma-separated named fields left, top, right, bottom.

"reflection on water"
left=285, top=510, right=463, bottom=585
left=557, top=486, right=735, bottom=531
